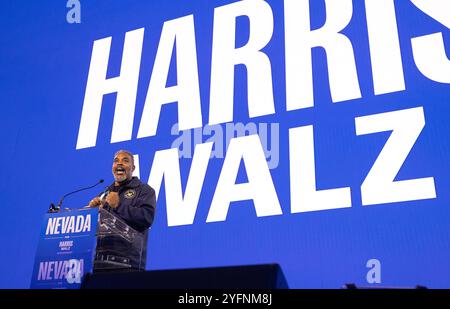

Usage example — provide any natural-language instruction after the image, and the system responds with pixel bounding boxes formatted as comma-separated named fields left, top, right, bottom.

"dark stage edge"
left=81, top=263, right=288, bottom=289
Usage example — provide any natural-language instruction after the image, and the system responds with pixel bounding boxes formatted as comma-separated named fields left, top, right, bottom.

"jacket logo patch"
left=124, top=189, right=136, bottom=199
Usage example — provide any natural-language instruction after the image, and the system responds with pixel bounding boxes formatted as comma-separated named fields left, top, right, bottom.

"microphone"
left=49, top=179, right=104, bottom=213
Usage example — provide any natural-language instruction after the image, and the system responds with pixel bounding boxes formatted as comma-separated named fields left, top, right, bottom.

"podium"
left=30, top=207, right=146, bottom=289
left=95, top=208, right=146, bottom=271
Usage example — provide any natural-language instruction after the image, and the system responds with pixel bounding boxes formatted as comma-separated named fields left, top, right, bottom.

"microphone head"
left=99, top=179, right=104, bottom=183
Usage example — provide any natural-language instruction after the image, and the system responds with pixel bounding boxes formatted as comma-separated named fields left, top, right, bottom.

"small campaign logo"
left=59, top=240, right=74, bottom=251
left=124, top=189, right=136, bottom=199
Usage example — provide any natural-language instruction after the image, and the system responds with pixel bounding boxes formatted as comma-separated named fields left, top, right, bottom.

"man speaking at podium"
left=88, top=150, right=156, bottom=271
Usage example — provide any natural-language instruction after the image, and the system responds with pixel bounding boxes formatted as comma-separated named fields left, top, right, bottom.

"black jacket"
left=103, top=176, right=156, bottom=233
left=95, top=177, right=156, bottom=271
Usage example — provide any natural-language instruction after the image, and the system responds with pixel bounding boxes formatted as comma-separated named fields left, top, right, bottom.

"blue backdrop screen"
left=1, top=0, right=450, bottom=288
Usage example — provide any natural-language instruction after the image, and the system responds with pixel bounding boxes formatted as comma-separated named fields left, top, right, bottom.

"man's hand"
left=88, top=197, right=102, bottom=208
left=105, top=192, right=120, bottom=209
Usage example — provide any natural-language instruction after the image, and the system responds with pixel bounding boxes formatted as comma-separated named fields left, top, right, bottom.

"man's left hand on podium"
left=88, top=197, right=102, bottom=208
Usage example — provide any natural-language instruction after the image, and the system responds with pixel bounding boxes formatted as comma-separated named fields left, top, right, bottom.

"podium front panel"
left=30, top=208, right=99, bottom=289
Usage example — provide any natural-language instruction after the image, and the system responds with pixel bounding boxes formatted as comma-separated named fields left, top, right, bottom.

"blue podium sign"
left=30, top=208, right=99, bottom=289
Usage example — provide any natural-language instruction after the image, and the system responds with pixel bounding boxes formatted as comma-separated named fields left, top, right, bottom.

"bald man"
left=89, top=150, right=156, bottom=271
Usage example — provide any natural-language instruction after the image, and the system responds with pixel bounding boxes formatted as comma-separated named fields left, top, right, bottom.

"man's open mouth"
left=115, top=167, right=126, bottom=175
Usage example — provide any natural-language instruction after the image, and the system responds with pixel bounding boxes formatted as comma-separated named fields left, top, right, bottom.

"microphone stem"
left=57, top=180, right=104, bottom=208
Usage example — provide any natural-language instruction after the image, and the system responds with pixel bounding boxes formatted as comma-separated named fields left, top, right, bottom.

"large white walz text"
left=146, top=107, right=435, bottom=226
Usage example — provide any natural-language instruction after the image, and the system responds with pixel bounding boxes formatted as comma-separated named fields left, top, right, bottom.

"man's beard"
left=114, top=174, right=128, bottom=183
